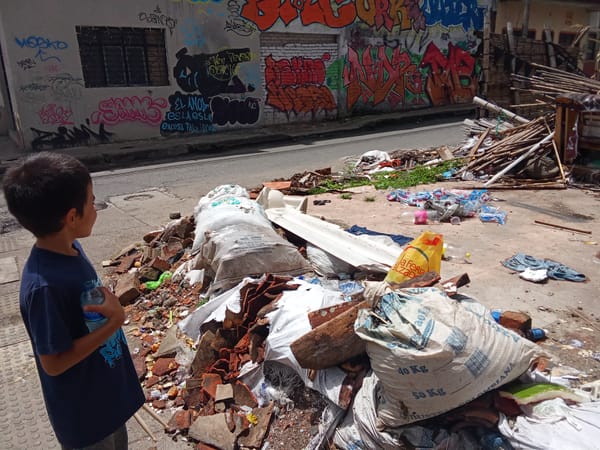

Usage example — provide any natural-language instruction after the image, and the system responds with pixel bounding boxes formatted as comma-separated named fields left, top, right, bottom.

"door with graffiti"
left=260, top=33, right=340, bottom=125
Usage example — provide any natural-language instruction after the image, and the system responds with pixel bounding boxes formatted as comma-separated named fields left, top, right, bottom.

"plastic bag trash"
left=479, top=204, right=507, bottom=224
left=194, top=184, right=249, bottom=215
left=354, top=288, right=549, bottom=428
left=519, top=268, right=548, bottom=283
left=144, top=271, right=172, bottom=290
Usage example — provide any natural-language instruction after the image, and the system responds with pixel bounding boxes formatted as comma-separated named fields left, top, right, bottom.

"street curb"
left=0, top=105, right=474, bottom=176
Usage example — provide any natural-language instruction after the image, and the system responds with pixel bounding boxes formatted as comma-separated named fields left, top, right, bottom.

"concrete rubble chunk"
left=152, top=357, right=178, bottom=377
left=138, top=266, right=160, bottom=282
left=191, top=330, right=218, bottom=376
left=167, top=409, right=192, bottom=432
left=155, top=325, right=180, bottom=358
left=232, top=381, right=258, bottom=408
left=188, top=413, right=238, bottom=450
left=215, top=384, right=234, bottom=403
left=150, top=256, right=171, bottom=273
left=115, top=271, right=141, bottom=305
left=237, top=402, right=275, bottom=449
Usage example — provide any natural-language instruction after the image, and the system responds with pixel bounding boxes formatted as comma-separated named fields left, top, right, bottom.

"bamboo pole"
left=484, top=132, right=556, bottom=187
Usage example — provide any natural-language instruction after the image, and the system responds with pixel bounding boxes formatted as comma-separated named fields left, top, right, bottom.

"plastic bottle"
left=81, top=286, right=107, bottom=332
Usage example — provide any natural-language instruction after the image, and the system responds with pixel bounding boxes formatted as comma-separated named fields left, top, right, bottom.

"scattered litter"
left=502, top=253, right=587, bottom=282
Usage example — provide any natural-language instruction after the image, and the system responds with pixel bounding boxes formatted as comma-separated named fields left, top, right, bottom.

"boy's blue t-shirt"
left=19, top=242, right=144, bottom=448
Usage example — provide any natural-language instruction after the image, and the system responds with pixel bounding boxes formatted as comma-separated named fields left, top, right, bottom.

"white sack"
left=192, top=193, right=271, bottom=252
left=200, top=223, right=311, bottom=295
left=355, top=287, right=547, bottom=429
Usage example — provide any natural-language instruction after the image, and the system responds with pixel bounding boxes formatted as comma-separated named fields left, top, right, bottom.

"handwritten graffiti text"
left=38, top=104, right=74, bottom=125
left=161, top=91, right=214, bottom=134
left=138, top=6, right=177, bottom=35
left=15, top=35, right=68, bottom=63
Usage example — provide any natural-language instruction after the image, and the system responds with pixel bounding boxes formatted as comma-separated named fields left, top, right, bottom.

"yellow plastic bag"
left=385, top=231, right=443, bottom=284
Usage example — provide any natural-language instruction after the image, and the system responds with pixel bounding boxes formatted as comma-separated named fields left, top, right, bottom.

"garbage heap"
left=104, top=184, right=600, bottom=450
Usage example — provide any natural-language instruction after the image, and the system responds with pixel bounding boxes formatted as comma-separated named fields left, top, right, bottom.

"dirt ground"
left=259, top=182, right=600, bottom=449
left=306, top=182, right=600, bottom=371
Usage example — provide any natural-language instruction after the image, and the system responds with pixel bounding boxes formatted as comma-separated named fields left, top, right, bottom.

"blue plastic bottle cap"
left=529, top=328, right=545, bottom=341
left=491, top=310, right=502, bottom=322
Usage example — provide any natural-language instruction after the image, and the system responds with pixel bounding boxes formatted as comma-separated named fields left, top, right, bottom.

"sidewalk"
left=0, top=105, right=474, bottom=175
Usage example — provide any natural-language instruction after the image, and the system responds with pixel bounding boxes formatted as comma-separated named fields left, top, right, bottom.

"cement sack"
left=192, top=192, right=271, bottom=252
left=199, top=223, right=311, bottom=295
left=354, top=287, right=547, bottom=429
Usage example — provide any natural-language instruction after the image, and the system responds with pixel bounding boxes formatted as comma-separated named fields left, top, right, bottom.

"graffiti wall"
left=0, top=0, right=483, bottom=150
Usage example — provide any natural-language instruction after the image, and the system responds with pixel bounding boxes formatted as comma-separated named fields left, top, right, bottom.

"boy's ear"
left=64, top=207, right=79, bottom=225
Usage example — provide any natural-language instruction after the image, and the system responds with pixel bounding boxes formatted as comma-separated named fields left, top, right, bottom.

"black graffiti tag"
left=30, top=121, right=113, bottom=150
left=173, top=48, right=254, bottom=96
left=211, top=97, right=260, bottom=126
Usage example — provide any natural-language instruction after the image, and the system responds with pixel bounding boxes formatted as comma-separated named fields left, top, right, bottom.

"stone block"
left=115, top=272, right=141, bottom=305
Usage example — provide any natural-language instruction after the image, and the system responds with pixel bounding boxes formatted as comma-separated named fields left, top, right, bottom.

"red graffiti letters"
left=265, top=54, right=336, bottom=117
left=38, top=103, right=74, bottom=125
left=91, top=96, right=168, bottom=126
left=420, top=43, right=477, bottom=106
left=241, top=0, right=424, bottom=32
left=343, top=46, right=420, bottom=109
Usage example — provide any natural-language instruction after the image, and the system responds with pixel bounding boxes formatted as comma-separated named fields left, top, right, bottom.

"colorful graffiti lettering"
left=265, top=54, right=336, bottom=117
left=423, top=0, right=484, bottom=30
left=161, top=92, right=215, bottom=134
left=241, top=0, right=425, bottom=32
left=31, top=121, right=113, bottom=150
left=420, top=42, right=477, bottom=106
left=15, top=35, right=68, bottom=63
left=37, top=104, right=74, bottom=125
left=211, top=97, right=260, bottom=125
left=90, top=96, right=168, bottom=126
left=343, top=45, right=422, bottom=110
left=174, top=47, right=254, bottom=96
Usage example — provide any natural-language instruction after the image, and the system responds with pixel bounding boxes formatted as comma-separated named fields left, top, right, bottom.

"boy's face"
left=74, top=182, right=97, bottom=238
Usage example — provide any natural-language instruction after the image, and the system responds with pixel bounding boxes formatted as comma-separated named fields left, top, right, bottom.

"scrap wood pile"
left=102, top=184, right=600, bottom=450
left=457, top=114, right=566, bottom=188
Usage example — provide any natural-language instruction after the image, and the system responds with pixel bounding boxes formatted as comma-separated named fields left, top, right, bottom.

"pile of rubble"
left=102, top=181, right=599, bottom=450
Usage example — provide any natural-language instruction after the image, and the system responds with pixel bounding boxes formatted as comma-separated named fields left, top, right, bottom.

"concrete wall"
left=0, top=0, right=484, bottom=150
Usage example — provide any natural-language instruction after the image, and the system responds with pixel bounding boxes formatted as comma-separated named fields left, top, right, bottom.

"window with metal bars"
left=76, top=26, right=169, bottom=88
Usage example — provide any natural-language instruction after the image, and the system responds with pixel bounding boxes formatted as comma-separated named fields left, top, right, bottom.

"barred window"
left=76, top=26, right=168, bottom=88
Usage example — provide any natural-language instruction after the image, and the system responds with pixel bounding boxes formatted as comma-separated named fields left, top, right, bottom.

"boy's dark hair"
left=2, top=151, right=91, bottom=237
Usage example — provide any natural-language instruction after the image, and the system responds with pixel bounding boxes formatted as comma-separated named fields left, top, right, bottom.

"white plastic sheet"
left=498, top=399, right=600, bottom=449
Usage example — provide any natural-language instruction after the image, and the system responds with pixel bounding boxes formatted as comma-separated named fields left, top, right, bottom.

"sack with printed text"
left=384, top=231, right=443, bottom=284
left=354, top=287, right=549, bottom=429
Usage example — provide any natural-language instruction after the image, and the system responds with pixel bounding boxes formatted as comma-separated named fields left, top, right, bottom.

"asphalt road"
left=90, top=119, right=466, bottom=203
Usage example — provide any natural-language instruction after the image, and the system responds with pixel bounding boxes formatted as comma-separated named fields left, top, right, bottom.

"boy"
left=2, top=152, right=144, bottom=449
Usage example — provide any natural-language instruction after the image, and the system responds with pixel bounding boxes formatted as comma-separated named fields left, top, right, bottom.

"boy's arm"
left=38, top=288, right=125, bottom=376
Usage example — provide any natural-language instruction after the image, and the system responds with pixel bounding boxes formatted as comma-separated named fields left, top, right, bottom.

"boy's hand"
left=82, top=287, right=125, bottom=326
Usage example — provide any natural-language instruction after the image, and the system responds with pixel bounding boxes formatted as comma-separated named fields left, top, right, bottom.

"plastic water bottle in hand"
left=81, top=286, right=107, bottom=332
